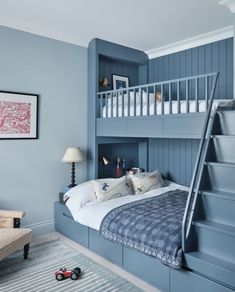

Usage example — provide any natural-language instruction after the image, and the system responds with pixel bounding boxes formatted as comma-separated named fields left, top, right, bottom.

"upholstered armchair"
left=0, top=209, right=32, bottom=261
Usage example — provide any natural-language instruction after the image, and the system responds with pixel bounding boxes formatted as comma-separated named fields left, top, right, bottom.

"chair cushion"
left=0, top=228, right=32, bottom=261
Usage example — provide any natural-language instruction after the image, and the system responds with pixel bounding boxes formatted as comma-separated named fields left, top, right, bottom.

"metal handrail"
left=182, top=72, right=219, bottom=252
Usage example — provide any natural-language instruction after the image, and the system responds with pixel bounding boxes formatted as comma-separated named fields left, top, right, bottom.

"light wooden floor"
left=32, top=232, right=160, bottom=292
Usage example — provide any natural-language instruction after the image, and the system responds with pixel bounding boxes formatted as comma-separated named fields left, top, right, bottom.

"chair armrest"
left=0, top=210, right=25, bottom=219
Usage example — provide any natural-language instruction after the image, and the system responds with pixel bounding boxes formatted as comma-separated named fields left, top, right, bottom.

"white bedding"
left=102, top=98, right=234, bottom=118
left=68, top=181, right=189, bottom=231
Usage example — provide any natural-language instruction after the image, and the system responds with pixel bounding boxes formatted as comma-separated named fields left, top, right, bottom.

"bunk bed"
left=54, top=38, right=235, bottom=292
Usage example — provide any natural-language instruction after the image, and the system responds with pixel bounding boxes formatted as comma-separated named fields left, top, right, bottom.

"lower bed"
left=54, top=182, right=233, bottom=292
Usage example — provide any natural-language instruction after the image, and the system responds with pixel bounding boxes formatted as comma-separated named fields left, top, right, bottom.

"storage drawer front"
left=54, top=202, right=89, bottom=247
left=123, top=246, right=169, bottom=291
left=89, top=229, right=122, bottom=266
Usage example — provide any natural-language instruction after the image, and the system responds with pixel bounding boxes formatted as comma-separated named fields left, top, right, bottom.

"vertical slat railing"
left=100, top=94, right=103, bottom=118
left=205, top=76, right=208, bottom=111
left=134, top=89, right=136, bottom=116
left=195, top=78, right=199, bottom=112
left=105, top=93, right=108, bottom=118
left=147, top=87, right=149, bottom=116
left=153, top=85, right=156, bottom=115
left=140, top=89, right=143, bottom=116
left=186, top=80, right=189, bottom=113
left=182, top=72, right=219, bottom=252
left=177, top=81, right=180, bottom=114
left=161, top=84, right=164, bottom=115
left=121, top=91, right=124, bottom=117
left=116, top=91, right=119, bottom=117
left=169, top=83, right=172, bottom=114
left=97, top=73, right=218, bottom=119
left=111, top=92, right=113, bottom=118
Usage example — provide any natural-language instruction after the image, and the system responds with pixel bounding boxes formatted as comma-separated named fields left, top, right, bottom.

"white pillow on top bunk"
left=129, top=170, right=164, bottom=195
left=92, top=176, right=130, bottom=202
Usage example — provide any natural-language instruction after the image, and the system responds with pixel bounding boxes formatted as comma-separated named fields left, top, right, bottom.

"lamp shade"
left=62, top=147, right=84, bottom=163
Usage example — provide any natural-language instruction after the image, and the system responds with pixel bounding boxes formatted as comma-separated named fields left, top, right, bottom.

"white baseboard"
left=23, top=219, right=55, bottom=236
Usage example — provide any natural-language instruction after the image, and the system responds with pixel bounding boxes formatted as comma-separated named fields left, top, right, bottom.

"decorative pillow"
left=66, top=181, right=96, bottom=216
left=92, top=176, right=130, bottom=202
left=129, top=170, right=164, bottom=195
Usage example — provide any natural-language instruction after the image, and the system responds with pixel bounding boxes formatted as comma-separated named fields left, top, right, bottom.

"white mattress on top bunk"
left=67, top=181, right=189, bottom=231
left=102, top=98, right=234, bottom=118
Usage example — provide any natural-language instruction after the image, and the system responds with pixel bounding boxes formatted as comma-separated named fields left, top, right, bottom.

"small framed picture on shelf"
left=112, top=74, right=129, bottom=90
left=0, top=91, right=39, bottom=139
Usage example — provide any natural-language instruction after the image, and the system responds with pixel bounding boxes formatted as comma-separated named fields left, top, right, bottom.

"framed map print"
left=0, top=91, right=38, bottom=139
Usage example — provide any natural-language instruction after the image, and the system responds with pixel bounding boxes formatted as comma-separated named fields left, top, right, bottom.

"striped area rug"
left=0, top=240, right=143, bottom=292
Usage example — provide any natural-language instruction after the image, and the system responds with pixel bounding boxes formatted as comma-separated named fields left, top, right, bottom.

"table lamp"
left=62, top=147, right=85, bottom=188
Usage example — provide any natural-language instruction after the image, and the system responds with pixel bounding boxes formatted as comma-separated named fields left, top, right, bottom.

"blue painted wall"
left=148, top=38, right=233, bottom=100
left=0, top=26, right=87, bottom=235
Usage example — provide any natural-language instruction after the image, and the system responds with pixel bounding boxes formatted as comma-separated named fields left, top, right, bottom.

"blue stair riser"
left=185, top=252, right=235, bottom=290
left=212, top=137, right=235, bottom=163
left=218, top=112, right=235, bottom=135
left=201, top=193, right=235, bottom=227
left=206, top=163, right=235, bottom=193
left=195, top=225, right=235, bottom=264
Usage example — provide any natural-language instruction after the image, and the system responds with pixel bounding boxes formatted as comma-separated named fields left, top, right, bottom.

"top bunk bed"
left=96, top=72, right=234, bottom=138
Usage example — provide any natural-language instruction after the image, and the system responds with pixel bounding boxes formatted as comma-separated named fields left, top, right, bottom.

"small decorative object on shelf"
left=62, top=147, right=85, bottom=188
left=122, top=158, right=126, bottom=175
left=116, top=157, right=121, bottom=178
left=99, top=77, right=110, bottom=88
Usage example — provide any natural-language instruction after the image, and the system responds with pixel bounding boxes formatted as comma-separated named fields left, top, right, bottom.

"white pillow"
left=65, top=181, right=96, bottom=217
left=92, top=176, right=130, bottom=202
left=129, top=170, right=164, bottom=195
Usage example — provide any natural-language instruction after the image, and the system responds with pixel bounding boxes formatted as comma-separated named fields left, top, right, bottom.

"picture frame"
left=112, top=74, right=130, bottom=90
left=0, top=91, right=39, bottom=139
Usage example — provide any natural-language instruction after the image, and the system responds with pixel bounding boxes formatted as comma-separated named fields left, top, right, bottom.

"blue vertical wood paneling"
left=148, top=138, right=200, bottom=186
left=226, top=38, right=233, bottom=98
left=99, top=55, right=139, bottom=91
left=148, top=38, right=233, bottom=99
left=98, top=142, right=139, bottom=178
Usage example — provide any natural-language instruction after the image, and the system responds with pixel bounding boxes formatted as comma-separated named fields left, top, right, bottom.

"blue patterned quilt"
left=100, top=189, right=188, bottom=269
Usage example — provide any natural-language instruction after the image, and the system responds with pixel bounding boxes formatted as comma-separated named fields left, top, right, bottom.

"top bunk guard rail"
left=97, top=73, right=219, bottom=119
left=182, top=72, right=219, bottom=252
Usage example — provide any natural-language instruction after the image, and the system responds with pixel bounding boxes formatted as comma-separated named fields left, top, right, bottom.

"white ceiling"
left=0, top=0, right=233, bottom=51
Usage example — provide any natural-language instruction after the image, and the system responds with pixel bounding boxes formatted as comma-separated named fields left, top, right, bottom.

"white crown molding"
left=219, top=0, right=235, bottom=12
left=0, top=17, right=87, bottom=47
left=146, top=26, right=233, bottom=59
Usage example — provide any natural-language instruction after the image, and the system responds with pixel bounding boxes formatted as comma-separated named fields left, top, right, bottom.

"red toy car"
left=55, top=267, right=81, bottom=281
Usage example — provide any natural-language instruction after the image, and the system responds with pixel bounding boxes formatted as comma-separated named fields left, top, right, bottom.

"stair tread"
left=211, top=135, right=235, bottom=138
left=206, top=162, right=235, bottom=167
left=186, top=251, right=235, bottom=273
left=201, top=190, right=235, bottom=201
left=193, top=220, right=235, bottom=236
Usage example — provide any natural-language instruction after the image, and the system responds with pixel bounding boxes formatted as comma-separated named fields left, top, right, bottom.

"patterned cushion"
left=92, top=176, right=130, bottom=202
left=129, top=170, right=164, bottom=195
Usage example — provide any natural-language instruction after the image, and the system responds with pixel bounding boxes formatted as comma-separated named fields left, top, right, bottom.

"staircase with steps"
left=183, top=110, right=235, bottom=290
